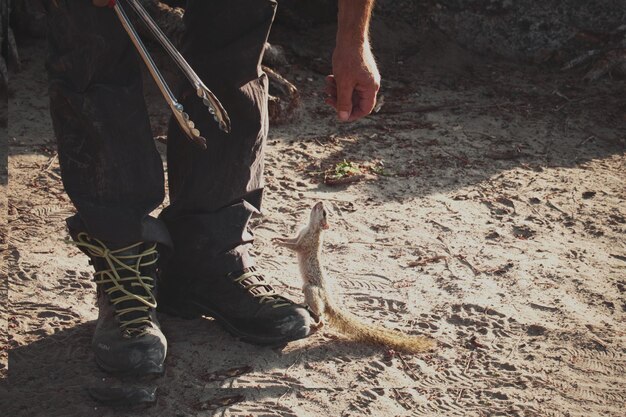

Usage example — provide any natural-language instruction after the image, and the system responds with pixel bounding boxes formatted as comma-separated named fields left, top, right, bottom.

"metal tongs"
left=112, top=0, right=231, bottom=149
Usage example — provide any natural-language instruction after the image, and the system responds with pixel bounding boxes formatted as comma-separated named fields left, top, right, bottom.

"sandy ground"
left=3, top=18, right=626, bottom=417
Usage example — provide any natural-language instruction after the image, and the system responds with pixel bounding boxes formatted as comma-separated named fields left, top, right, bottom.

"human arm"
left=326, top=0, right=380, bottom=122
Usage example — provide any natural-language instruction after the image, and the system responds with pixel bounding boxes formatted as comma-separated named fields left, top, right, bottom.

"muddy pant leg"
left=160, top=0, right=276, bottom=278
left=46, top=0, right=170, bottom=245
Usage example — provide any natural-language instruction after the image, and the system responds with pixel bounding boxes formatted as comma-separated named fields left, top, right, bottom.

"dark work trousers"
left=46, top=0, right=276, bottom=281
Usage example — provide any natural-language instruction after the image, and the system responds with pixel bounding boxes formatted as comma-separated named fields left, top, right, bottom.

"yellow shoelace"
left=72, top=232, right=159, bottom=337
left=233, top=267, right=291, bottom=308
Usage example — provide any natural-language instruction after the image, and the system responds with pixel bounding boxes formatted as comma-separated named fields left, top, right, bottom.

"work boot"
left=158, top=266, right=314, bottom=346
left=72, top=232, right=167, bottom=376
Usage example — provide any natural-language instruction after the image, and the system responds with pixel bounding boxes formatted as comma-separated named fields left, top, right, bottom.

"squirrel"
left=272, top=201, right=435, bottom=354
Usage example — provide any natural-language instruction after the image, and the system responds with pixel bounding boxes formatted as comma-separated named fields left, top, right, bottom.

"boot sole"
left=95, top=356, right=164, bottom=378
left=87, top=384, right=158, bottom=408
left=158, top=301, right=308, bottom=347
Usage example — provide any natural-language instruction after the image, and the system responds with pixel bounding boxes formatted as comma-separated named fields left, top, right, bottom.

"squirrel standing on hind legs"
left=272, top=202, right=435, bottom=354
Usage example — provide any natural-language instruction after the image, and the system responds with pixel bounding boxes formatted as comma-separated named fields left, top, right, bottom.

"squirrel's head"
left=310, top=201, right=329, bottom=231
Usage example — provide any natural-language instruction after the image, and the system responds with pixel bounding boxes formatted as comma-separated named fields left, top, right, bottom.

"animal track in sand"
left=59, top=270, right=93, bottom=290
left=551, top=380, right=626, bottom=405
left=30, top=204, right=74, bottom=223
left=228, top=401, right=299, bottom=417
left=355, top=359, right=390, bottom=383
left=445, top=303, right=522, bottom=340
left=563, top=347, right=626, bottom=377
left=234, top=371, right=305, bottom=391
left=338, top=276, right=392, bottom=292
left=352, top=294, right=408, bottom=314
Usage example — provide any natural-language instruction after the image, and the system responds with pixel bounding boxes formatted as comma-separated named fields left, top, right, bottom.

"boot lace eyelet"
left=231, top=267, right=291, bottom=308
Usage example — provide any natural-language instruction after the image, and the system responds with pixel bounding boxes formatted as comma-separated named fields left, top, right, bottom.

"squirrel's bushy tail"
left=325, top=305, right=435, bottom=354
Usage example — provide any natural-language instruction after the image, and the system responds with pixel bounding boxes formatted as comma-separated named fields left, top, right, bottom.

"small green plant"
left=329, top=160, right=362, bottom=179
left=369, top=160, right=387, bottom=176
left=323, top=159, right=387, bottom=185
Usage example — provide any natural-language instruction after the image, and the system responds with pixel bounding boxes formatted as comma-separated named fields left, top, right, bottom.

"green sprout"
left=330, top=160, right=362, bottom=179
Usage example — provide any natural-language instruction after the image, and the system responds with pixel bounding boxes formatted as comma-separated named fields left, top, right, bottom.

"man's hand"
left=326, top=44, right=380, bottom=122
left=326, top=0, right=380, bottom=122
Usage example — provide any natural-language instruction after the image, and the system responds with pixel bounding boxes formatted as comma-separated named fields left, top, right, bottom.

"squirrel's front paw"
left=311, top=318, right=325, bottom=333
left=311, top=317, right=324, bottom=334
left=272, top=237, right=299, bottom=249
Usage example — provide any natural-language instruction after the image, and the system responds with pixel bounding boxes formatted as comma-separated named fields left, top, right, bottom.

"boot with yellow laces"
left=72, top=232, right=167, bottom=376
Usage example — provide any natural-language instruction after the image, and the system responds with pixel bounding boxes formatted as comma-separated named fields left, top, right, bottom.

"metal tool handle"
left=113, top=1, right=208, bottom=149
left=125, top=0, right=231, bottom=134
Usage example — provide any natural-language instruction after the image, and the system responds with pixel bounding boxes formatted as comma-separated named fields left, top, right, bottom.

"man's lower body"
left=45, top=0, right=313, bottom=376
